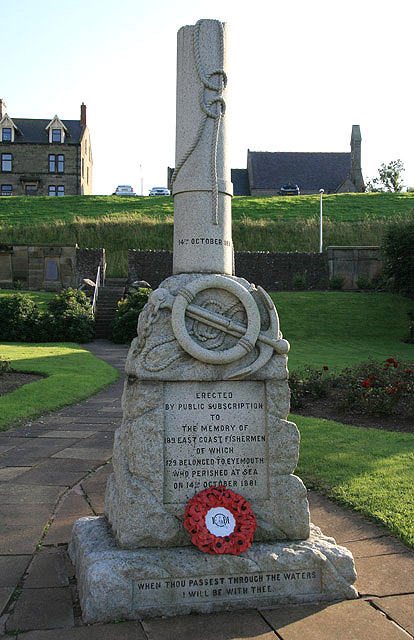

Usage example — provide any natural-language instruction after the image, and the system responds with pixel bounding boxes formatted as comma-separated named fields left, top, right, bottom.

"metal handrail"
left=92, top=265, right=101, bottom=315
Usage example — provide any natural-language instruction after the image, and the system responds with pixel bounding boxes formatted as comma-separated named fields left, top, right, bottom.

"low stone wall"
left=128, top=249, right=329, bottom=290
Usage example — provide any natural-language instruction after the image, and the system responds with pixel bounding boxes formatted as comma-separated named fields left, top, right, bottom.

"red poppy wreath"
left=184, top=485, right=257, bottom=555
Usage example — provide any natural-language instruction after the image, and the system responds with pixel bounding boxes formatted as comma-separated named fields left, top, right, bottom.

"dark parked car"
left=279, top=183, right=300, bottom=196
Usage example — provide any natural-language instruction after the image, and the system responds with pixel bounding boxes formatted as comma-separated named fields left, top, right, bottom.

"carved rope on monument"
left=170, top=19, right=227, bottom=225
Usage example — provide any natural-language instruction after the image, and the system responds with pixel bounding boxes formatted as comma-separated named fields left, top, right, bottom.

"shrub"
left=356, top=276, right=374, bottom=290
left=328, top=275, right=344, bottom=290
left=110, top=288, right=152, bottom=344
left=0, top=288, right=94, bottom=343
left=382, top=220, right=414, bottom=298
left=44, top=288, right=94, bottom=342
left=0, top=293, right=40, bottom=341
left=0, top=357, right=12, bottom=373
left=292, top=273, right=307, bottom=290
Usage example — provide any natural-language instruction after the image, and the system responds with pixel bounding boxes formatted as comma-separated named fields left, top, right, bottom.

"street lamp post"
left=319, top=189, right=324, bottom=253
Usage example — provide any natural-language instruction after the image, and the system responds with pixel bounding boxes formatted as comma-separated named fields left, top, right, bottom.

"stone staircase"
left=94, top=278, right=127, bottom=339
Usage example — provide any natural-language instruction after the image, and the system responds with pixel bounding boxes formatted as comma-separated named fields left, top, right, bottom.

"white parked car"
left=149, top=187, right=170, bottom=196
left=113, top=185, right=137, bottom=196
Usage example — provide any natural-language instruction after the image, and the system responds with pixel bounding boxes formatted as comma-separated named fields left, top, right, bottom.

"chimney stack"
left=80, top=102, right=87, bottom=126
left=350, top=125, right=364, bottom=192
left=0, top=99, right=7, bottom=119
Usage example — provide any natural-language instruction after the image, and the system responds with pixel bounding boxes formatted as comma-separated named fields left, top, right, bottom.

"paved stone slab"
left=80, top=465, right=112, bottom=515
left=0, top=504, right=52, bottom=524
left=52, top=447, right=110, bottom=461
left=0, top=467, right=30, bottom=481
left=24, top=548, right=74, bottom=588
left=0, top=484, right=64, bottom=505
left=17, top=621, right=146, bottom=639
left=260, top=599, right=410, bottom=639
left=0, top=586, right=13, bottom=616
left=371, top=594, right=414, bottom=636
left=0, top=556, right=30, bottom=587
left=142, top=610, right=278, bottom=640
left=0, top=522, right=46, bottom=554
left=6, top=587, right=74, bottom=632
left=0, top=440, right=79, bottom=466
left=308, top=491, right=387, bottom=543
left=38, top=430, right=96, bottom=439
left=79, top=432, right=114, bottom=448
left=356, top=553, right=414, bottom=596
left=346, top=535, right=412, bottom=558
left=14, top=468, right=81, bottom=487
left=44, top=513, right=91, bottom=546
left=54, top=491, right=94, bottom=516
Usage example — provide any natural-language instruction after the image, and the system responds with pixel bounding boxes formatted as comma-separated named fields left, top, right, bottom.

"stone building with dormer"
left=0, top=100, right=92, bottom=196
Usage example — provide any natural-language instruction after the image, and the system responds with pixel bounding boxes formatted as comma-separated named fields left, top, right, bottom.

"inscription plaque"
left=163, top=381, right=268, bottom=503
left=132, top=569, right=321, bottom=608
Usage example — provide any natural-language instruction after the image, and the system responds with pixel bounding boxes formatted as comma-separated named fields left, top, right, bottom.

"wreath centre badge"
left=184, top=485, right=257, bottom=555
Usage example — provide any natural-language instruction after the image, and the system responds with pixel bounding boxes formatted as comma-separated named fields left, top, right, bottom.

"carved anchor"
left=148, top=275, right=289, bottom=379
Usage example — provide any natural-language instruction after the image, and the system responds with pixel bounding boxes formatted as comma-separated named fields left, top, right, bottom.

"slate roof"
left=248, top=151, right=352, bottom=193
left=11, top=118, right=83, bottom=144
left=231, top=169, right=250, bottom=196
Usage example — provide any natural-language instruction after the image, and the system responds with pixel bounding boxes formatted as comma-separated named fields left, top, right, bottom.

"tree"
left=365, top=159, right=406, bottom=193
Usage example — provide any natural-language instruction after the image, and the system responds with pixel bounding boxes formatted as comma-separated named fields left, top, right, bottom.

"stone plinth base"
left=69, top=517, right=357, bottom=623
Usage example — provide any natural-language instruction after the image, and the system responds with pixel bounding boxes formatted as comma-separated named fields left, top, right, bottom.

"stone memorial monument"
left=70, top=19, right=357, bottom=622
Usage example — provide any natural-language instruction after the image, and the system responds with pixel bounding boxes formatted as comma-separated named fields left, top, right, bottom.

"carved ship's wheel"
left=171, top=275, right=261, bottom=364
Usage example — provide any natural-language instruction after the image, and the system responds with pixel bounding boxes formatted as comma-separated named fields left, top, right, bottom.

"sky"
left=2, top=0, right=413, bottom=195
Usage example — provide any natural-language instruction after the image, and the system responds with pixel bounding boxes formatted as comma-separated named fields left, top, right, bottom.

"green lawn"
left=272, top=291, right=414, bottom=370
left=0, top=343, right=119, bottom=430
left=294, top=415, right=414, bottom=548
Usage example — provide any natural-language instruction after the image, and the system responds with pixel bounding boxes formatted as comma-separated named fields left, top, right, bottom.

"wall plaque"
left=163, top=380, right=268, bottom=503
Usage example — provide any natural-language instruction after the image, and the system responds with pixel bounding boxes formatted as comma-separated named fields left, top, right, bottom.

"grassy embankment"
left=1, top=193, right=413, bottom=276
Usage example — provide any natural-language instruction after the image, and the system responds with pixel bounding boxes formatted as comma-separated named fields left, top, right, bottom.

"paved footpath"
left=0, top=340, right=413, bottom=639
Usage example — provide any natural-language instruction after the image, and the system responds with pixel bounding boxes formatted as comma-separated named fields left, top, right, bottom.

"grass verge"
left=293, top=414, right=414, bottom=548
left=0, top=343, right=119, bottom=430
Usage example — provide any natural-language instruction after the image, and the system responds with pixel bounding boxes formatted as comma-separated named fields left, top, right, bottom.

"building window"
left=1, top=153, right=12, bottom=171
left=49, top=154, right=64, bottom=173
left=52, top=129, right=62, bottom=143
left=82, top=158, right=84, bottom=178
left=1, top=184, right=12, bottom=196
left=25, top=185, right=37, bottom=196
left=48, top=185, right=56, bottom=196
left=57, top=186, right=65, bottom=196
left=2, top=128, right=12, bottom=142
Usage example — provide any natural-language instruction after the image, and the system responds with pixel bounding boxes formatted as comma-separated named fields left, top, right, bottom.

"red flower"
left=361, top=380, right=371, bottom=388
left=369, top=376, right=377, bottom=381
left=184, top=486, right=257, bottom=555
left=323, top=366, right=329, bottom=370
left=386, top=358, right=398, bottom=368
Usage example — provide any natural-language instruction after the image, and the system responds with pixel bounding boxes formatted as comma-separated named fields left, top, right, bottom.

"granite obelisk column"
left=171, top=20, right=233, bottom=275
